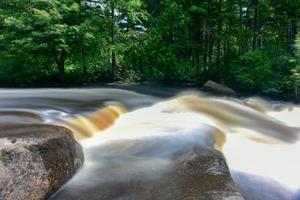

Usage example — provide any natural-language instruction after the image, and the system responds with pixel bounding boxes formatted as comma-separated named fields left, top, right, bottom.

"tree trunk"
left=275, top=24, right=283, bottom=61
left=225, top=40, right=230, bottom=67
left=79, top=2, right=87, bottom=84
left=58, top=62, right=65, bottom=83
left=208, top=33, right=214, bottom=64
left=82, top=47, right=88, bottom=84
left=223, top=40, right=227, bottom=66
left=55, top=50, right=67, bottom=83
left=238, top=2, right=243, bottom=54
left=252, top=0, right=259, bottom=51
left=111, top=1, right=116, bottom=80
left=216, top=0, right=222, bottom=68
left=288, top=19, right=297, bottom=52
left=203, top=31, right=208, bottom=72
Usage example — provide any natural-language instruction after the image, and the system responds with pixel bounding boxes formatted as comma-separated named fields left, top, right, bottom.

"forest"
left=0, top=0, right=300, bottom=98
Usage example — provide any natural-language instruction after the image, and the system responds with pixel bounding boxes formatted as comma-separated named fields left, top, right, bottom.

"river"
left=0, top=86, right=299, bottom=200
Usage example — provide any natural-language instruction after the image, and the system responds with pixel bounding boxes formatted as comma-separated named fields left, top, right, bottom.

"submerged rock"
left=0, top=124, right=84, bottom=200
left=202, top=80, right=237, bottom=96
left=51, top=146, right=243, bottom=200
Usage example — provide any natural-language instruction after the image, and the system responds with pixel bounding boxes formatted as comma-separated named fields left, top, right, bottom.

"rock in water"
left=202, top=80, right=237, bottom=96
left=156, top=147, right=244, bottom=200
left=51, top=146, right=243, bottom=200
left=0, top=124, right=84, bottom=200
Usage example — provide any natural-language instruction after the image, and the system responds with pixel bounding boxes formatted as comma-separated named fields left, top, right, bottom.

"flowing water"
left=0, top=86, right=300, bottom=200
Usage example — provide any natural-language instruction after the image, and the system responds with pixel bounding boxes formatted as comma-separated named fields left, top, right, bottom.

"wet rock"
left=147, top=147, right=244, bottom=200
left=202, top=80, right=237, bottom=96
left=51, top=146, right=243, bottom=200
left=0, top=124, right=84, bottom=200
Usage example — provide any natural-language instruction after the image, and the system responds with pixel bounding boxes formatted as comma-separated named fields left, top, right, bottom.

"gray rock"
left=51, top=146, right=243, bottom=200
left=156, top=147, right=244, bottom=200
left=0, top=124, right=84, bottom=200
left=202, top=80, right=237, bottom=96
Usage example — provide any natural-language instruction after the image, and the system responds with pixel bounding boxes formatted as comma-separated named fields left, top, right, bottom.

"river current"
left=0, top=86, right=299, bottom=200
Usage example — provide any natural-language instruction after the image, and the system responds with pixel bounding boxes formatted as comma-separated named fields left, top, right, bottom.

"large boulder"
left=202, top=80, right=237, bottom=96
left=0, top=124, right=84, bottom=200
left=51, top=146, right=243, bottom=200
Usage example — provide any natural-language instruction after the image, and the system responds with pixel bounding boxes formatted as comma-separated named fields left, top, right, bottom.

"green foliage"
left=233, top=51, right=273, bottom=91
left=0, top=0, right=300, bottom=99
left=288, top=33, right=300, bottom=98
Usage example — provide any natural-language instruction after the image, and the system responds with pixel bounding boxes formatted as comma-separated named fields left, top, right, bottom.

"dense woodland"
left=0, top=0, right=300, bottom=98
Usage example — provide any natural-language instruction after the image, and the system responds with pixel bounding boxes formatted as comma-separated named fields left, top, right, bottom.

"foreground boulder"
left=202, top=80, right=237, bottom=96
left=51, top=146, right=243, bottom=200
left=0, top=124, right=84, bottom=200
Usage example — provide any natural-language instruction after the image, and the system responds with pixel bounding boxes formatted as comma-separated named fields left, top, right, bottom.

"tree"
left=83, top=0, right=147, bottom=80
left=290, top=32, right=300, bottom=97
left=0, top=0, right=300, bottom=99
left=1, top=0, right=84, bottom=82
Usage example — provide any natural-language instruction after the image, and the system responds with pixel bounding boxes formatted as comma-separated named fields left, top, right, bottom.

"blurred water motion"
left=0, top=87, right=299, bottom=199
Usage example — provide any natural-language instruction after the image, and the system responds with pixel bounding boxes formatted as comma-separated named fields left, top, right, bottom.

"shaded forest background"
left=1, top=0, right=300, bottom=98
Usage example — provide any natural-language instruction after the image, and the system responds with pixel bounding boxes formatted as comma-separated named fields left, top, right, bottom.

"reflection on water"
left=0, top=87, right=299, bottom=200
